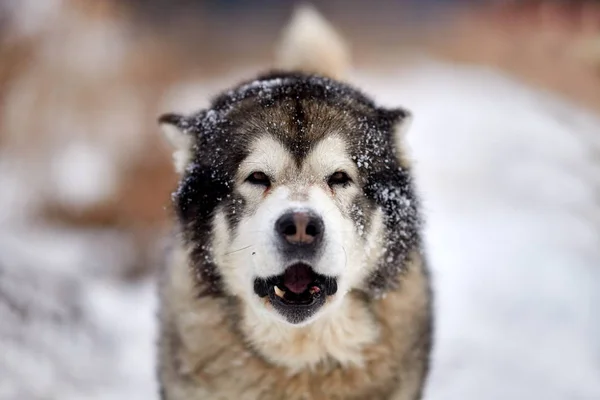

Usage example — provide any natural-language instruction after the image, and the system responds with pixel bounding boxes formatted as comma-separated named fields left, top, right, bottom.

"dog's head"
left=159, top=6, right=420, bottom=327
left=160, top=71, right=420, bottom=326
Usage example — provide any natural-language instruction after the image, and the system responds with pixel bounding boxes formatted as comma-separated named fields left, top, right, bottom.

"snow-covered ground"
left=1, top=60, right=599, bottom=399
left=368, top=62, right=600, bottom=400
left=0, top=226, right=158, bottom=400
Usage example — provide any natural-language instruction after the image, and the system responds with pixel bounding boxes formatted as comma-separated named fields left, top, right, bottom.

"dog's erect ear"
left=159, top=113, right=193, bottom=174
left=275, top=4, right=350, bottom=80
left=389, top=108, right=413, bottom=142
left=381, top=108, right=413, bottom=167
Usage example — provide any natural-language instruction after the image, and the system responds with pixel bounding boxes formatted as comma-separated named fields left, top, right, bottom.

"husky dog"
left=157, top=6, right=432, bottom=400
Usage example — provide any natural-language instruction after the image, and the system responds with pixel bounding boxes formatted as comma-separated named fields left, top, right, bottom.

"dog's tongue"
left=283, top=264, right=313, bottom=294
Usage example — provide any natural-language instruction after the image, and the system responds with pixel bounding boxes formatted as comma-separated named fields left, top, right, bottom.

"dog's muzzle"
left=252, top=208, right=336, bottom=324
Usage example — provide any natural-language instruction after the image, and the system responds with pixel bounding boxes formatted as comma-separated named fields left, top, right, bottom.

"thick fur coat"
left=157, top=6, right=432, bottom=400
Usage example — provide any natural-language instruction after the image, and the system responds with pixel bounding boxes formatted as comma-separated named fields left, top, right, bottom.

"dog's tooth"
left=274, top=286, right=285, bottom=298
left=309, top=286, right=321, bottom=295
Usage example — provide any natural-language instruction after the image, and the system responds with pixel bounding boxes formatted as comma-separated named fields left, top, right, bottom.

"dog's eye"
left=246, top=171, right=271, bottom=187
left=327, top=171, right=351, bottom=187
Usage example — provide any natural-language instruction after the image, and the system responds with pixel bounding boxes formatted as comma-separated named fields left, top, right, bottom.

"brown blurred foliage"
left=430, top=1, right=600, bottom=112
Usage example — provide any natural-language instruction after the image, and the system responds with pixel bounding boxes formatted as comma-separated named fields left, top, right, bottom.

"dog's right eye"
left=246, top=171, right=271, bottom=187
left=327, top=171, right=352, bottom=188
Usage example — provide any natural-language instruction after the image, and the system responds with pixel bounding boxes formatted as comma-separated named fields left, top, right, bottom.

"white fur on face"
left=213, top=134, right=386, bottom=325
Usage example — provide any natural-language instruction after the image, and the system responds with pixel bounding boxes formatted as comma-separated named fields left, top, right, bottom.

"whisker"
left=225, top=244, right=254, bottom=256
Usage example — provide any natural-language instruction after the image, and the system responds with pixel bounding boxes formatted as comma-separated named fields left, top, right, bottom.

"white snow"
left=50, top=141, right=119, bottom=209
left=0, top=226, right=158, bottom=400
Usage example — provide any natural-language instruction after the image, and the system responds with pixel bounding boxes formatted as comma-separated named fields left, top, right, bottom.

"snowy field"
left=372, top=62, right=600, bottom=400
left=1, top=60, right=599, bottom=399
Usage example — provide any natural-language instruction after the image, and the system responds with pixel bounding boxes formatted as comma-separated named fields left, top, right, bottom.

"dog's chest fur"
left=158, top=247, right=431, bottom=400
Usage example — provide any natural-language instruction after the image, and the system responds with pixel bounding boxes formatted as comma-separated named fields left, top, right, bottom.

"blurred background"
left=0, top=0, right=599, bottom=399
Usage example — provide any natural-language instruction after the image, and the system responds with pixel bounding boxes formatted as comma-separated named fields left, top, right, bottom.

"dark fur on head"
left=161, top=71, right=421, bottom=298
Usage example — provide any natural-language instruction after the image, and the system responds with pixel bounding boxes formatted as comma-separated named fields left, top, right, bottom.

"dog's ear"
left=159, top=113, right=194, bottom=174
left=275, top=4, right=350, bottom=80
left=389, top=108, right=413, bottom=141
left=381, top=108, right=413, bottom=167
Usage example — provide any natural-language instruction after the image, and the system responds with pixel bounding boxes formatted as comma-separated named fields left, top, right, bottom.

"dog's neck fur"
left=239, top=289, right=379, bottom=371
left=159, top=243, right=430, bottom=399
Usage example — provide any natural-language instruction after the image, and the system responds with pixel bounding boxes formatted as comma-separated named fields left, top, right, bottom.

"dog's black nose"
left=276, top=211, right=324, bottom=251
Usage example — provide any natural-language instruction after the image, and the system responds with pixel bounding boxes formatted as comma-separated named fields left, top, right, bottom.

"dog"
left=157, top=6, right=432, bottom=400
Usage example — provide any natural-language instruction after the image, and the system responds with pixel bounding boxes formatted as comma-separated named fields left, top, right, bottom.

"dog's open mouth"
left=253, top=263, right=338, bottom=324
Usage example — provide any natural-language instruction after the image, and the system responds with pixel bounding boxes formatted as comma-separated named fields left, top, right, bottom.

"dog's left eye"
left=327, top=171, right=352, bottom=187
left=246, top=171, right=271, bottom=187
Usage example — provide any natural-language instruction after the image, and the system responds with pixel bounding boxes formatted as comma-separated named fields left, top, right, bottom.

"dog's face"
left=161, top=72, right=420, bottom=325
